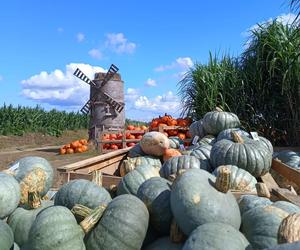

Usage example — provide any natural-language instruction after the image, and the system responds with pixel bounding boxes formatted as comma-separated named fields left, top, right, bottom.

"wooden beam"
left=86, top=154, right=125, bottom=174
left=272, top=188, right=300, bottom=207
left=271, top=159, right=300, bottom=187
left=260, top=172, right=279, bottom=191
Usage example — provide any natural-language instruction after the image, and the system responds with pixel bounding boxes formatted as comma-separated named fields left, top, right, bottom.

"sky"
left=0, top=0, right=296, bottom=121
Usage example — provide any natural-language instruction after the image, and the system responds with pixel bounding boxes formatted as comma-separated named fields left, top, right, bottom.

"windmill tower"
left=73, top=64, right=125, bottom=140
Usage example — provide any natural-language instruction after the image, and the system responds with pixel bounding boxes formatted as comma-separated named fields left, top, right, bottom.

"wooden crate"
left=150, top=125, right=191, bottom=144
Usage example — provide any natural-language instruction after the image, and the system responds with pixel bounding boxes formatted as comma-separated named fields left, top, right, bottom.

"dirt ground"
left=0, top=130, right=100, bottom=187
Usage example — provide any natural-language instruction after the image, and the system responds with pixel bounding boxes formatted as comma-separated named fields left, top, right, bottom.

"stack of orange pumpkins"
left=59, top=139, right=89, bottom=155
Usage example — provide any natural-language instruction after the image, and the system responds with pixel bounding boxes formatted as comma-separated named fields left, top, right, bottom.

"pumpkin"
left=212, top=165, right=257, bottom=192
left=178, top=132, right=186, bottom=140
left=163, top=148, right=182, bottom=162
left=144, top=237, right=183, bottom=250
left=0, top=219, right=14, bottom=250
left=85, top=194, right=149, bottom=250
left=117, top=165, right=160, bottom=196
left=119, top=156, right=162, bottom=177
left=210, top=132, right=272, bottom=177
left=59, top=147, right=66, bottom=155
left=182, top=222, right=251, bottom=250
left=128, top=143, right=147, bottom=157
left=264, top=241, right=300, bottom=250
left=160, top=155, right=208, bottom=181
left=26, top=206, right=85, bottom=250
left=188, top=144, right=212, bottom=172
left=272, top=201, right=300, bottom=214
left=189, top=119, right=206, bottom=139
left=137, top=177, right=172, bottom=235
left=217, top=128, right=250, bottom=141
left=10, top=156, right=54, bottom=205
left=170, top=169, right=241, bottom=235
left=241, top=205, right=291, bottom=249
left=67, top=148, right=74, bottom=154
left=202, top=108, right=240, bottom=135
left=238, top=195, right=272, bottom=215
left=273, top=150, right=300, bottom=169
left=0, top=172, right=21, bottom=219
left=54, top=179, right=111, bottom=211
left=8, top=198, right=54, bottom=247
left=140, top=132, right=170, bottom=156
left=142, top=225, right=159, bottom=248
left=168, top=137, right=184, bottom=149
left=199, top=135, right=216, bottom=146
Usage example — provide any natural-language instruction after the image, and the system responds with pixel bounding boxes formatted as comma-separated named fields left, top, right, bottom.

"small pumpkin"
left=273, top=150, right=300, bottom=169
left=202, top=108, right=241, bottom=135
left=182, top=222, right=251, bottom=250
left=163, top=148, right=182, bottom=162
left=212, top=165, right=257, bottom=192
left=188, top=144, right=212, bottom=172
left=117, top=165, right=160, bottom=196
left=140, top=132, right=170, bottom=156
left=144, top=237, right=183, bottom=250
left=0, top=219, right=14, bottom=250
left=59, top=147, right=66, bottom=155
left=168, top=136, right=184, bottom=149
left=137, top=177, right=172, bottom=235
left=189, top=119, right=206, bottom=139
left=85, top=194, right=149, bottom=250
left=0, top=172, right=21, bottom=219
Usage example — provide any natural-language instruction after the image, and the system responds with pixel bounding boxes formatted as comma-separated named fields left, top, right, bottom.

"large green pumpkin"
left=7, top=200, right=54, bottom=247
left=54, top=179, right=111, bottom=211
left=117, top=165, right=160, bottom=196
left=144, top=237, right=183, bottom=250
left=189, top=144, right=212, bottom=172
left=273, top=150, right=300, bottom=169
left=137, top=177, right=172, bottom=235
left=238, top=195, right=272, bottom=216
left=85, top=194, right=149, bottom=250
left=264, top=242, right=300, bottom=250
left=189, top=119, right=206, bottom=139
left=0, top=219, right=14, bottom=250
left=212, top=165, right=257, bottom=192
left=241, top=205, right=290, bottom=250
left=170, top=169, right=241, bottom=235
left=199, top=135, right=216, bottom=146
left=26, top=206, right=85, bottom=250
left=11, top=156, right=54, bottom=205
left=160, top=155, right=207, bottom=180
left=0, top=172, right=21, bottom=219
left=210, top=133, right=272, bottom=177
left=128, top=143, right=147, bottom=158
left=182, top=222, right=251, bottom=250
left=202, top=109, right=240, bottom=135
left=168, top=137, right=184, bottom=149
left=271, top=201, right=300, bottom=214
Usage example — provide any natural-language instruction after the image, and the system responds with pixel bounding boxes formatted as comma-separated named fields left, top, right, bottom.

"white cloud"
left=88, top=49, right=103, bottom=60
left=77, top=32, right=85, bottom=42
left=145, top=78, right=157, bottom=87
left=105, top=33, right=136, bottom=54
left=155, top=57, right=193, bottom=72
left=21, top=63, right=105, bottom=107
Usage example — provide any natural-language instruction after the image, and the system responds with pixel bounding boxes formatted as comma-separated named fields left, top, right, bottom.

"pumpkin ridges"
left=278, top=213, right=300, bottom=244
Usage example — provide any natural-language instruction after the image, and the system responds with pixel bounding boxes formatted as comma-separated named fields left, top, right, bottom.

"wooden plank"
left=271, top=159, right=300, bottom=187
left=57, top=147, right=130, bottom=172
left=86, top=155, right=124, bottom=173
left=260, top=172, right=279, bottom=191
left=102, top=175, right=122, bottom=188
left=272, top=188, right=300, bottom=207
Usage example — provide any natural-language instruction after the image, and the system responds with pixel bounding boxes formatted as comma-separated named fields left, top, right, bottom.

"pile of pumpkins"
left=0, top=107, right=299, bottom=249
left=59, top=139, right=89, bottom=155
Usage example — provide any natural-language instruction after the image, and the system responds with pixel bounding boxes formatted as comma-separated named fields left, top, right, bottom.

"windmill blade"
left=99, top=64, right=119, bottom=87
left=74, top=68, right=99, bottom=88
left=103, top=92, right=124, bottom=113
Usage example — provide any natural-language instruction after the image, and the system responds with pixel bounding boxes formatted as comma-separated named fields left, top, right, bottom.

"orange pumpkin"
left=127, top=142, right=136, bottom=147
left=59, top=147, right=66, bottom=155
left=64, top=144, right=71, bottom=149
left=135, top=134, right=143, bottom=140
left=178, top=132, right=186, bottom=140
left=127, top=125, right=135, bottom=130
left=167, top=118, right=177, bottom=126
left=79, top=139, right=88, bottom=145
left=81, top=145, right=88, bottom=152
left=66, top=148, right=74, bottom=154
left=110, top=144, right=118, bottom=150
left=163, top=148, right=182, bottom=162
left=110, top=134, right=117, bottom=140
left=129, top=134, right=136, bottom=140
left=75, top=147, right=83, bottom=153
left=168, top=129, right=178, bottom=136
left=141, top=125, right=148, bottom=131
left=71, top=141, right=80, bottom=149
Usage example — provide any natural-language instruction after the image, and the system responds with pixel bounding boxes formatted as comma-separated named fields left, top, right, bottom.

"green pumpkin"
left=217, top=128, right=250, bottom=141
left=144, top=237, right=183, bottom=250
left=168, top=137, right=184, bottom=149
left=202, top=110, right=240, bottom=135
left=257, top=136, right=273, bottom=154
left=212, top=165, right=257, bottom=192
left=0, top=219, right=14, bottom=250
left=117, top=165, right=160, bottom=196
left=241, top=205, right=290, bottom=250
left=199, top=135, right=216, bottom=146
left=128, top=144, right=147, bottom=158
left=182, top=222, right=251, bottom=250
left=210, top=134, right=272, bottom=177
left=11, top=156, right=54, bottom=205
left=271, top=201, right=300, bottom=214
left=189, top=144, right=212, bottom=172
left=54, top=179, right=111, bottom=210
left=189, top=119, right=206, bottom=139
left=137, top=177, right=172, bottom=235
left=26, top=206, right=85, bottom=250
left=85, top=194, right=149, bottom=250
left=142, top=225, right=159, bottom=248
left=0, top=172, right=21, bottom=219
left=170, top=169, right=241, bottom=235
left=160, top=155, right=207, bottom=180
left=264, top=242, right=300, bottom=250
left=273, top=150, right=300, bottom=169
left=238, top=195, right=272, bottom=216
left=120, top=156, right=162, bottom=177
left=7, top=200, right=53, bottom=247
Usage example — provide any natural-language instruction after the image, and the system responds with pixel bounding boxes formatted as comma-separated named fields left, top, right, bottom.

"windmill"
left=73, top=64, right=125, bottom=139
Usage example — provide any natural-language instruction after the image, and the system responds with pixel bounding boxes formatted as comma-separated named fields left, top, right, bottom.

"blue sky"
left=0, top=0, right=296, bottom=121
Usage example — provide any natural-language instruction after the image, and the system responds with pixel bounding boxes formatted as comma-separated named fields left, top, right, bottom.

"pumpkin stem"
left=170, top=218, right=186, bottom=243
left=71, top=204, right=93, bottom=220
left=215, top=166, right=231, bottom=193
left=255, top=182, right=271, bottom=198
left=215, top=107, right=223, bottom=112
left=92, top=170, right=102, bottom=186
left=80, top=204, right=107, bottom=234
left=278, top=213, right=300, bottom=244
left=231, top=131, right=244, bottom=144
left=2, top=169, right=16, bottom=176
left=108, top=184, right=117, bottom=198
left=28, top=191, right=41, bottom=209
